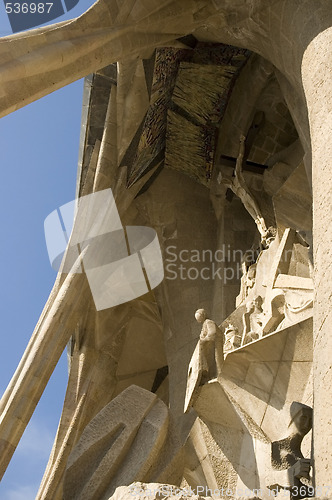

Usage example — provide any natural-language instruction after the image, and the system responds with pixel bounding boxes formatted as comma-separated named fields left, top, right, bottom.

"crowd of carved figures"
left=0, top=0, right=328, bottom=497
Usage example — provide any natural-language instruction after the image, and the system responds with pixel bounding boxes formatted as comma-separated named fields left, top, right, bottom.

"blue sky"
left=0, top=0, right=95, bottom=35
left=0, top=1, right=96, bottom=496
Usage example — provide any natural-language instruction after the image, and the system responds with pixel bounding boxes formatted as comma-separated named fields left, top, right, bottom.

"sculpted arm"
left=200, top=320, right=217, bottom=342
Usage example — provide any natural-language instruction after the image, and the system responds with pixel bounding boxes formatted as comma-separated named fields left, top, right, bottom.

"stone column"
left=302, top=27, right=332, bottom=490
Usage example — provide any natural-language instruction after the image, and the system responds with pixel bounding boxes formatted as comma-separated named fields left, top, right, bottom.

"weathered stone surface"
left=63, top=386, right=169, bottom=500
left=0, top=1, right=331, bottom=498
left=109, top=482, right=212, bottom=500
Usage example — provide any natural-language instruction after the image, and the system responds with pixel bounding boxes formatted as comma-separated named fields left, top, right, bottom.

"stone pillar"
left=302, top=27, right=332, bottom=490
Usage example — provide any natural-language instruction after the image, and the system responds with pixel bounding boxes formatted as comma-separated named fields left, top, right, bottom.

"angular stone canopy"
left=0, top=1, right=331, bottom=499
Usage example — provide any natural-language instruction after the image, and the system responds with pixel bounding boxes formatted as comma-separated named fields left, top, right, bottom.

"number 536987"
left=5, top=3, right=53, bottom=14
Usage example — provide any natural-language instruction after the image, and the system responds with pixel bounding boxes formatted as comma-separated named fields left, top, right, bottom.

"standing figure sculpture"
left=242, top=296, right=265, bottom=344
left=184, top=309, right=224, bottom=412
left=223, top=324, right=242, bottom=354
left=195, top=309, right=224, bottom=383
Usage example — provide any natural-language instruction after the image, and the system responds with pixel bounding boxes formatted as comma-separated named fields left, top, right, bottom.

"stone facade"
left=0, top=1, right=331, bottom=499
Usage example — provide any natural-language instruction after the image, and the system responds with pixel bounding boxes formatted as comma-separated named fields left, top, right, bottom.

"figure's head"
left=265, top=226, right=277, bottom=248
left=195, top=309, right=206, bottom=324
left=245, top=301, right=255, bottom=313
left=289, top=402, right=313, bottom=436
left=247, top=265, right=256, bottom=280
left=253, top=295, right=263, bottom=309
left=224, top=323, right=238, bottom=339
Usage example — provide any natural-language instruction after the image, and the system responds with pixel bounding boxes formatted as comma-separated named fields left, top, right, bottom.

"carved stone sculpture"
left=242, top=296, right=264, bottom=344
left=269, top=402, right=313, bottom=500
left=223, top=324, right=242, bottom=354
left=184, top=310, right=224, bottom=413
left=195, top=309, right=224, bottom=384
left=261, top=290, right=286, bottom=335
left=245, top=264, right=257, bottom=294
left=237, top=259, right=257, bottom=306
left=110, top=482, right=213, bottom=500
left=63, top=385, right=183, bottom=500
left=218, top=136, right=269, bottom=245
left=0, top=0, right=332, bottom=496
